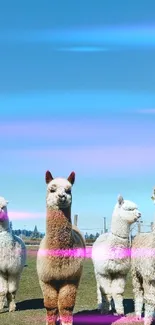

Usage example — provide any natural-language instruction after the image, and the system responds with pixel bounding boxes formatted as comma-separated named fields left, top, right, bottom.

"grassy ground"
left=0, top=246, right=142, bottom=325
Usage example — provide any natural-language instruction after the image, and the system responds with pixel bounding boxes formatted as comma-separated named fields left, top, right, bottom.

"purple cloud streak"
left=0, top=119, right=154, bottom=147
left=3, top=146, right=154, bottom=176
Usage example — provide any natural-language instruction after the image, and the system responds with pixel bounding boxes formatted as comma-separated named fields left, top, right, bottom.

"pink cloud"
left=1, top=145, right=155, bottom=177
left=0, top=119, right=107, bottom=140
left=137, top=108, right=155, bottom=114
left=9, top=211, right=44, bottom=220
left=13, top=145, right=155, bottom=171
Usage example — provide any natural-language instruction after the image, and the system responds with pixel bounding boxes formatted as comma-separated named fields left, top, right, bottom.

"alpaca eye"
left=66, top=189, right=71, bottom=195
left=50, top=188, right=55, bottom=193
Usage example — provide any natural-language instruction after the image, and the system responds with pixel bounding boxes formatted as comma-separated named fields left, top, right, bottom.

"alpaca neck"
left=111, top=215, right=130, bottom=239
left=0, top=217, right=10, bottom=233
left=45, top=206, right=73, bottom=249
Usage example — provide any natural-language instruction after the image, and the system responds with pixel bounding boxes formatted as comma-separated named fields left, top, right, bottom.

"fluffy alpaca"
left=131, top=188, right=155, bottom=325
left=92, top=195, right=141, bottom=316
left=0, top=197, right=26, bottom=312
left=151, top=187, right=155, bottom=203
left=37, top=171, right=85, bottom=325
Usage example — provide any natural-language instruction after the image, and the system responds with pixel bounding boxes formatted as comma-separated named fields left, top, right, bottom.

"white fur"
left=0, top=197, right=26, bottom=312
left=46, top=178, right=72, bottom=209
left=131, top=190, right=155, bottom=325
left=92, top=195, right=141, bottom=315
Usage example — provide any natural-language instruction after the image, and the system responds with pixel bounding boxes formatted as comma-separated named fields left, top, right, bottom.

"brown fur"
left=37, top=186, right=85, bottom=325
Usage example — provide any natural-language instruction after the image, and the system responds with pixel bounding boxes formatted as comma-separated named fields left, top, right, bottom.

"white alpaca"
left=92, top=195, right=141, bottom=316
left=0, top=197, right=26, bottom=312
left=131, top=187, right=155, bottom=325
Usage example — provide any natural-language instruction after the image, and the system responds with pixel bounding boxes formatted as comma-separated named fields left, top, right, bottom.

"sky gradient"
left=0, top=0, right=155, bottom=234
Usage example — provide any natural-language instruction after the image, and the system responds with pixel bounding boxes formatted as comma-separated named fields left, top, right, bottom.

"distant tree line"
left=9, top=222, right=101, bottom=243
left=10, top=222, right=45, bottom=239
left=84, top=232, right=100, bottom=242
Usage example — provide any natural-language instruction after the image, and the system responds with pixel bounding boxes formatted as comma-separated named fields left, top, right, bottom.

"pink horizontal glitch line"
left=37, top=247, right=88, bottom=258
left=74, top=315, right=152, bottom=324
left=18, top=313, right=148, bottom=324
left=34, top=247, right=155, bottom=259
left=1, top=246, right=154, bottom=260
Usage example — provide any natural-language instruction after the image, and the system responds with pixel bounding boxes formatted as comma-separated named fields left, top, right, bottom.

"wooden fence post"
left=74, top=214, right=78, bottom=226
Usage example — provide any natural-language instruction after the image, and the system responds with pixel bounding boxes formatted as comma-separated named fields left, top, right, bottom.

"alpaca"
left=151, top=187, right=155, bottom=203
left=0, top=196, right=26, bottom=312
left=131, top=188, right=155, bottom=325
left=37, top=171, right=85, bottom=325
left=92, top=195, right=141, bottom=316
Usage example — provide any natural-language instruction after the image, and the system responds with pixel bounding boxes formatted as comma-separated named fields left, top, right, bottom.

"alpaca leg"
left=7, top=273, right=21, bottom=312
left=58, top=282, right=78, bottom=325
left=94, top=270, right=103, bottom=310
left=96, top=281, right=103, bottom=310
left=40, top=281, right=59, bottom=325
left=111, top=276, right=126, bottom=315
left=143, top=280, right=155, bottom=325
left=132, top=270, right=144, bottom=319
left=96, top=275, right=112, bottom=314
left=4, top=296, right=8, bottom=308
left=7, top=292, right=16, bottom=312
left=101, top=293, right=112, bottom=314
left=144, top=304, right=155, bottom=325
left=0, top=273, right=8, bottom=311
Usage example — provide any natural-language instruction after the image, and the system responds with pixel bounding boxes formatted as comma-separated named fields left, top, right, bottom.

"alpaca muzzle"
left=0, top=211, right=7, bottom=220
left=57, top=192, right=67, bottom=205
left=135, top=212, right=141, bottom=222
left=137, top=212, right=141, bottom=218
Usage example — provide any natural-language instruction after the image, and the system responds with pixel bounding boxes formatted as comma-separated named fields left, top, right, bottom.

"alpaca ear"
left=151, top=187, right=155, bottom=200
left=6, top=200, right=9, bottom=204
left=68, top=172, right=75, bottom=185
left=118, top=195, right=124, bottom=206
left=45, top=171, right=53, bottom=184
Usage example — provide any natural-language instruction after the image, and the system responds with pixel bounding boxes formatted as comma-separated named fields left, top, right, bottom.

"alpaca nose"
left=58, top=193, right=66, bottom=200
left=137, top=212, right=141, bottom=218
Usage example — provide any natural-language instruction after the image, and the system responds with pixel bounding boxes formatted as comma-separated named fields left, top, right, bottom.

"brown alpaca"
left=37, top=171, right=85, bottom=325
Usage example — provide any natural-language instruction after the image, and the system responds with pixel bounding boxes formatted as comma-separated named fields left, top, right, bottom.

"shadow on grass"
left=123, top=298, right=134, bottom=314
left=16, top=298, right=145, bottom=325
left=16, top=298, right=44, bottom=311
left=73, top=299, right=135, bottom=325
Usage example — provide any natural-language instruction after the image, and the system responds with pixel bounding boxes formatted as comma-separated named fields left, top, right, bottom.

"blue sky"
left=0, top=0, right=155, bottom=234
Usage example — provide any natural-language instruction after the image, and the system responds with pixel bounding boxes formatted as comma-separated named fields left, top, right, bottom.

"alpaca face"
left=46, top=178, right=73, bottom=209
left=118, top=196, right=141, bottom=225
left=0, top=197, right=8, bottom=221
left=45, top=171, right=75, bottom=210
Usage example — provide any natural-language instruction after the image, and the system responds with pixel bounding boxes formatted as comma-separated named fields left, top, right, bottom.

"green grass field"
left=0, top=246, right=143, bottom=325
